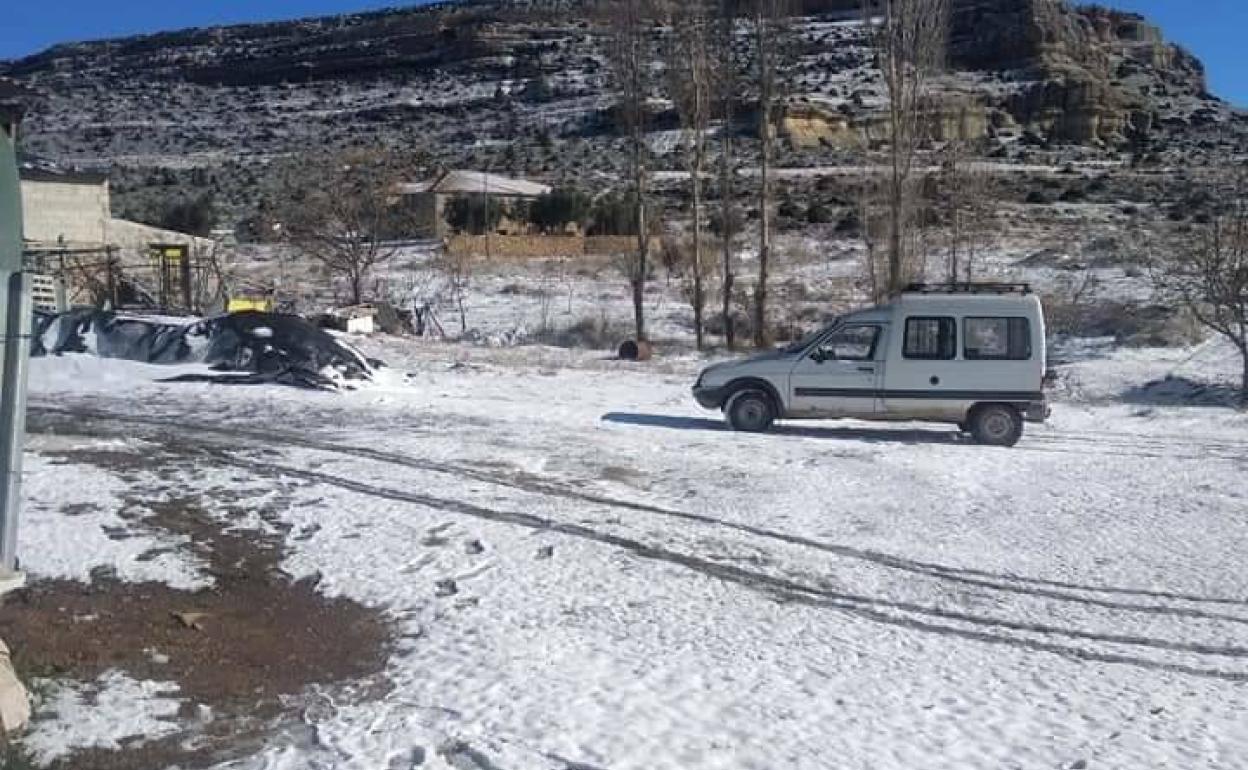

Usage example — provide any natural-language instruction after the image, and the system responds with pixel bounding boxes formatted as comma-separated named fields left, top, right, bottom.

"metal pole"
left=0, top=102, right=29, bottom=589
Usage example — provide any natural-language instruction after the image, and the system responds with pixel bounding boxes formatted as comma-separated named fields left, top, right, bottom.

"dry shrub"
left=533, top=312, right=629, bottom=350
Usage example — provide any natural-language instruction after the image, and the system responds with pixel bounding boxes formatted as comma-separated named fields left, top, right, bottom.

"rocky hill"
left=2, top=0, right=1244, bottom=228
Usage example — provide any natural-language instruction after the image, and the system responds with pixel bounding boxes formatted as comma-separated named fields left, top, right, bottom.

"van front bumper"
left=1024, top=400, right=1051, bottom=423
left=693, top=384, right=728, bottom=410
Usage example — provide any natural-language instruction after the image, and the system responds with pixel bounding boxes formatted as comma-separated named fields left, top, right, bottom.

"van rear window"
left=903, top=317, right=956, bottom=360
left=964, top=317, right=1032, bottom=360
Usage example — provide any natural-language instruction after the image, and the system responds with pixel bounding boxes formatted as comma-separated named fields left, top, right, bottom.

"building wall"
left=105, top=218, right=215, bottom=255
left=20, top=179, right=110, bottom=247
left=392, top=192, right=443, bottom=237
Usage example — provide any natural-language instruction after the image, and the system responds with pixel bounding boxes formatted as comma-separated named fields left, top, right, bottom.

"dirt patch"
left=0, top=440, right=394, bottom=770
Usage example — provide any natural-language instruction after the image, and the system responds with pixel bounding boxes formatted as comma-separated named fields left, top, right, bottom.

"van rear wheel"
left=726, top=390, right=776, bottom=433
left=969, top=405, right=1023, bottom=447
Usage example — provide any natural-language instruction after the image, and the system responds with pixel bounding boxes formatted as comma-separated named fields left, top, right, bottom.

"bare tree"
left=434, top=246, right=474, bottom=333
left=664, top=0, right=715, bottom=349
left=750, top=0, right=789, bottom=348
left=282, top=147, right=421, bottom=306
left=934, top=131, right=994, bottom=284
left=602, top=0, right=658, bottom=342
left=856, top=165, right=930, bottom=301
left=1153, top=176, right=1248, bottom=403
left=862, top=0, right=950, bottom=295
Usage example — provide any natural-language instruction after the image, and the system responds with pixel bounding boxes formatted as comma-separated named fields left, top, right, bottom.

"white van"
left=692, top=284, right=1049, bottom=446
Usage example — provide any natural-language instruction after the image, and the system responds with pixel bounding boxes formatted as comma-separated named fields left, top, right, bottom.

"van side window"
left=964, top=317, right=1032, bottom=360
left=903, top=317, right=956, bottom=360
left=814, top=325, right=880, bottom=362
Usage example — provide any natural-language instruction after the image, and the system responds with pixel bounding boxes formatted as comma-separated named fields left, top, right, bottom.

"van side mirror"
left=810, top=348, right=830, bottom=364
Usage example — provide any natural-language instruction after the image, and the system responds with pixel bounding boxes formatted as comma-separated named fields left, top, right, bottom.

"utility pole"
left=0, top=97, right=30, bottom=594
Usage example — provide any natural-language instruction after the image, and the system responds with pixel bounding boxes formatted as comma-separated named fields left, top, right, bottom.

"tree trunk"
left=884, top=10, right=906, bottom=298
left=634, top=191, right=648, bottom=342
left=1241, top=345, right=1248, bottom=407
left=720, top=103, right=736, bottom=351
left=350, top=270, right=364, bottom=306
left=888, top=151, right=904, bottom=296
left=692, top=151, right=705, bottom=350
left=754, top=12, right=772, bottom=349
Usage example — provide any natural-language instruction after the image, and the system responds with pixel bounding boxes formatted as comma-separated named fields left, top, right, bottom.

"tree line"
left=266, top=0, right=1248, bottom=400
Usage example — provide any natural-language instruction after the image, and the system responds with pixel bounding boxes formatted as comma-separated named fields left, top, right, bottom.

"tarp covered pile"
left=33, top=310, right=378, bottom=390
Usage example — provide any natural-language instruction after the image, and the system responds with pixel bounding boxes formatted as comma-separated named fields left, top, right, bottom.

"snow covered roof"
left=397, top=169, right=551, bottom=198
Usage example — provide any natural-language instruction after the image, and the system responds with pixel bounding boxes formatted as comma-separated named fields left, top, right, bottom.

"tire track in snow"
left=1025, top=430, right=1248, bottom=462
left=169, top=444, right=1248, bottom=683
left=27, top=405, right=1248, bottom=682
left=28, top=404, right=1248, bottom=627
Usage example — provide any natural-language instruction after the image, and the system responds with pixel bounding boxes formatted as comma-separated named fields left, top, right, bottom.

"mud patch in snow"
left=5, top=421, right=395, bottom=770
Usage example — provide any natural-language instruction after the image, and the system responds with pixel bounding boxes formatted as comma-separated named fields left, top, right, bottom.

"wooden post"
left=181, top=246, right=193, bottom=313
left=105, top=247, right=118, bottom=309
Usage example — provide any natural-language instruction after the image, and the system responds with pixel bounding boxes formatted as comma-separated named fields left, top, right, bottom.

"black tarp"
left=32, top=310, right=377, bottom=390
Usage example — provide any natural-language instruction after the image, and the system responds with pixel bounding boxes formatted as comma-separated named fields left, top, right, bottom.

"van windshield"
left=782, top=319, right=838, bottom=354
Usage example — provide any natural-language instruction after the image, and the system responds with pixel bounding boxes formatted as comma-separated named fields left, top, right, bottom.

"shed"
left=397, top=169, right=552, bottom=236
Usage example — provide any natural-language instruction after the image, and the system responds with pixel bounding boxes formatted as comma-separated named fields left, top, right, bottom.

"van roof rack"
left=903, top=282, right=1032, bottom=295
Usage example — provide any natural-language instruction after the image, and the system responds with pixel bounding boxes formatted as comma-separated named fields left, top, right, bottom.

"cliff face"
left=1, top=0, right=1239, bottom=221
left=950, top=0, right=1209, bottom=144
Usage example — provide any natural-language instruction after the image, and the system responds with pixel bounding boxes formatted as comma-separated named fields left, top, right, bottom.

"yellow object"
left=227, top=297, right=273, bottom=313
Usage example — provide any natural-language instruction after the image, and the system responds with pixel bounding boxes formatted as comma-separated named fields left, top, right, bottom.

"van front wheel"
left=726, top=390, right=776, bottom=433
left=969, top=405, right=1023, bottom=447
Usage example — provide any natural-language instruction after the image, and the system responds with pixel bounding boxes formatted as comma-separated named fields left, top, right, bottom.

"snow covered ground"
left=12, top=329, right=1248, bottom=769
left=23, top=671, right=184, bottom=766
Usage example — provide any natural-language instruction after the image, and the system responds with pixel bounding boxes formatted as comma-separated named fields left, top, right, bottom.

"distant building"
left=397, top=169, right=551, bottom=237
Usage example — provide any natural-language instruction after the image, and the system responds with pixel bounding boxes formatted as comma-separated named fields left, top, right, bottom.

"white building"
left=20, top=167, right=217, bottom=310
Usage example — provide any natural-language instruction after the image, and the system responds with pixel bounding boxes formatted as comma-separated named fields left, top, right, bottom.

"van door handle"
left=857, top=366, right=875, bottom=372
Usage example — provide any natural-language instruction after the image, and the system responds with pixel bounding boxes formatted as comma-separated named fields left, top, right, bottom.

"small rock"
left=1071, top=760, right=1088, bottom=770
left=435, top=579, right=458, bottom=597
left=536, top=545, right=555, bottom=560
left=464, top=539, right=485, bottom=555
left=172, top=611, right=209, bottom=631
left=146, top=648, right=171, bottom=665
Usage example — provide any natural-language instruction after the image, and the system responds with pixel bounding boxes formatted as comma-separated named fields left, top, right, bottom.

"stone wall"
left=447, top=234, right=659, bottom=260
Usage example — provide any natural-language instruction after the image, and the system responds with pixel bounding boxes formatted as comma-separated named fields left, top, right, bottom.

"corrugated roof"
left=398, top=169, right=551, bottom=197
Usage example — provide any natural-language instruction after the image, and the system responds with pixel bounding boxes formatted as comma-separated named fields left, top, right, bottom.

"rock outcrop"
left=950, top=0, right=1209, bottom=144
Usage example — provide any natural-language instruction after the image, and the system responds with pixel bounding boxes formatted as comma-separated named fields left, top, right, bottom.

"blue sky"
left=1, top=1, right=1245, bottom=105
